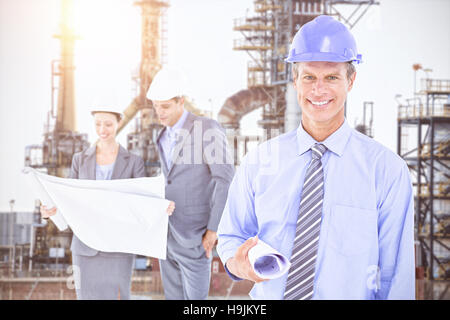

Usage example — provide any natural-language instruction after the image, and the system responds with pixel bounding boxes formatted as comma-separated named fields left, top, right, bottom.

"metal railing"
left=421, top=79, right=450, bottom=93
left=248, top=71, right=268, bottom=87
left=233, top=38, right=273, bottom=51
left=398, top=102, right=450, bottom=119
left=233, top=17, right=274, bottom=31
left=255, top=1, right=282, bottom=13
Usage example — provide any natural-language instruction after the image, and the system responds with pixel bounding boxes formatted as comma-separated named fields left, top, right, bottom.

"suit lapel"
left=168, top=112, right=195, bottom=176
left=111, top=145, right=130, bottom=179
left=156, top=127, right=169, bottom=176
left=83, top=145, right=97, bottom=179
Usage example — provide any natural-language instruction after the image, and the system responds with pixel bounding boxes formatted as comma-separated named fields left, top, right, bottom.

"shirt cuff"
left=224, top=261, right=243, bottom=282
left=219, top=248, right=243, bottom=281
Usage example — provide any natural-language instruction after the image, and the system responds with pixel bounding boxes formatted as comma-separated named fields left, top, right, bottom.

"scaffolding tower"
left=397, top=78, right=450, bottom=299
left=123, top=0, right=211, bottom=176
left=124, top=0, right=170, bottom=177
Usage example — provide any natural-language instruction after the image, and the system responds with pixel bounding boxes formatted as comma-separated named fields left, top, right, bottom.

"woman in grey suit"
left=40, top=105, right=175, bottom=300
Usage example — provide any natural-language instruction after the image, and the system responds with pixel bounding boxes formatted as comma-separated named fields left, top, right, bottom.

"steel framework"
left=397, top=78, right=450, bottom=299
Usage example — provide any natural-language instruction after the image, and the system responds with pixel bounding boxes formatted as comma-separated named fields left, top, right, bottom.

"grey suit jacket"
left=69, top=144, right=146, bottom=256
left=157, top=112, right=235, bottom=248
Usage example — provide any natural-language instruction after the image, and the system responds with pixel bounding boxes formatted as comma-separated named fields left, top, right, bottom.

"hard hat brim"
left=91, top=110, right=123, bottom=119
left=146, top=92, right=182, bottom=102
left=285, top=52, right=362, bottom=64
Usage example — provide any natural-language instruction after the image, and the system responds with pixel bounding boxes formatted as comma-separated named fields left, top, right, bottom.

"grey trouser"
left=72, top=252, right=135, bottom=300
left=159, top=229, right=212, bottom=300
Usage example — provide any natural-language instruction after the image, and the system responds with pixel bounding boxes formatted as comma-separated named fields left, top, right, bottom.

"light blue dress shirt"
left=95, top=162, right=115, bottom=181
left=159, top=109, right=189, bottom=170
left=217, top=119, right=415, bottom=300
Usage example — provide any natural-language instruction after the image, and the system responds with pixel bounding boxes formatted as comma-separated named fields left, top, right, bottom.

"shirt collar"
left=296, top=118, right=352, bottom=157
left=167, top=109, right=188, bottom=136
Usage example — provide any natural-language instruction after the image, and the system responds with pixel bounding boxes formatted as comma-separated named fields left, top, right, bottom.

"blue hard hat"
left=286, top=15, right=362, bottom=64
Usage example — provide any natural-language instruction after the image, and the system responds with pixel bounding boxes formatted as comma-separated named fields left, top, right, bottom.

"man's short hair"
left=172, top=96, right=182, bottom=103
left=292, top=61, right=356, bottom=81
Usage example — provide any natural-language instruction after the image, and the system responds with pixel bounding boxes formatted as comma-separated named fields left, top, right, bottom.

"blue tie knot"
left=311, top=143, right=327, bottom=160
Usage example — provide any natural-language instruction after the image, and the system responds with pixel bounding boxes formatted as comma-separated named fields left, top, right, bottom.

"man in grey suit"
left=147, top=68, right=235, bottom=299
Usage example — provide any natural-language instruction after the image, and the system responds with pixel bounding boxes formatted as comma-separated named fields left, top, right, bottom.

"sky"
left=0, top=0, right=449, bottom=212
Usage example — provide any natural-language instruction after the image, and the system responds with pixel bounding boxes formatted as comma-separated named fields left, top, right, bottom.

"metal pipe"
left=54, top=0, right=78, bottom=132
left=218, top=87, right=272, bottom=129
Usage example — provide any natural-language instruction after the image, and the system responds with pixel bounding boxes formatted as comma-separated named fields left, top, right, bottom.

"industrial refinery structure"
left=0, top=0, right=448, bottom=300
left=397, top=75, right=450, bottom=299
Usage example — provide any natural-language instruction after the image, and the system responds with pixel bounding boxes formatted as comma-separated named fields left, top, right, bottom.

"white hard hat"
left=89, top=93, right=124, bottom=120
left=146, top=67, right=188, bottom=101
left=90, top=105, right=123, bottom=120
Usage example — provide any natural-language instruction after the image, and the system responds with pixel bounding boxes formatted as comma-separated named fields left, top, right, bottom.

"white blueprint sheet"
left=248, top=239, right=291, bottom=279
left=23, top=167, right=170, bottom=259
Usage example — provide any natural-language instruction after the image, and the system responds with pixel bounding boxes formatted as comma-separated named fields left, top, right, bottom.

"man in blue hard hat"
left=217, top=15, right=415, bottom=299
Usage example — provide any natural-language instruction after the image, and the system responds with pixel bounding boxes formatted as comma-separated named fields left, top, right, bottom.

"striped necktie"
left=284, top=143, right=327, bottom=300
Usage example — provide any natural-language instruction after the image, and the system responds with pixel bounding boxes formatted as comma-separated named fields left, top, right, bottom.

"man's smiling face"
left=293, top=61, right=356, bottom=131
